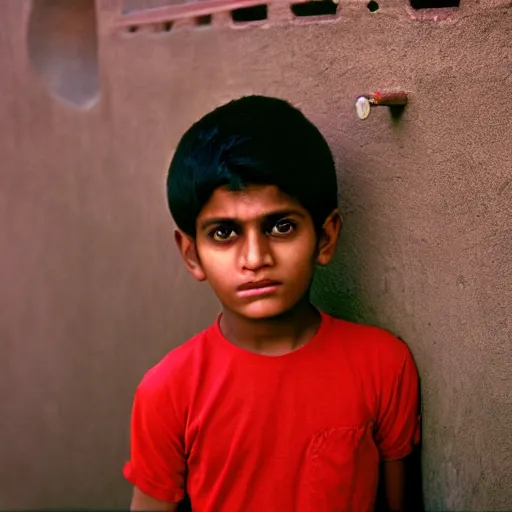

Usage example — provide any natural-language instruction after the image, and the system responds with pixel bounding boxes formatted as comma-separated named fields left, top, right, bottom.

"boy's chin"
left=232, top=300, right=296, bottom=321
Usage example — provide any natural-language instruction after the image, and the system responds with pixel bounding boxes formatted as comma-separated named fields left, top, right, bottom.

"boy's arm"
left=382, top=458, right=406, bottom=512
left=373, top=336, right=421, bottom=511
left=124, top=378, right=187, bottom=509
left=130, top=486, right=178, bottom=511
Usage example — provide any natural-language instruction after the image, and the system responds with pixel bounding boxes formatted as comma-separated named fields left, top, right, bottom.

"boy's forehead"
left=198, top=185, right=304, bottom=222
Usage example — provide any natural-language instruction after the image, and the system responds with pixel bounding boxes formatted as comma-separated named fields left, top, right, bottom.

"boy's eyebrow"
left=200, top=209, right=306, bottom=230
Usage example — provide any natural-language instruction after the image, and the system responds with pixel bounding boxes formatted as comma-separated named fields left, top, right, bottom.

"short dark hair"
left=167, top=95, right=338, bottom=236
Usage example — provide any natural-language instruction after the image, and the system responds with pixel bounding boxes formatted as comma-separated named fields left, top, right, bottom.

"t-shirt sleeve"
left=374, top=340, right=421, bottom=461
left=123, top=375, right=186, bottom=503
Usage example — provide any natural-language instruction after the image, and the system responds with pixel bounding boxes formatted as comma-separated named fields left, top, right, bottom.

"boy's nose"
left=241, top=231, right=274, bottom=271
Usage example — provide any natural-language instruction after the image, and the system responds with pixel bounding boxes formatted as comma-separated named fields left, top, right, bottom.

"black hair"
left=167, top=95, right=338, bottom=236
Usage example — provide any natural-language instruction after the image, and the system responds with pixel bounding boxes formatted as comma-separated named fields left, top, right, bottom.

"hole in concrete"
left=231, top=4, right=267, bottom=22
left=127, top=24, right=139, bottom=32
left=410, top=0, right=459, bottom=8
left=27, top=0, right=99, bottom=108
left=367, top=0, right=379, bottom=11
left=196, top=15, right=212, bottom=26
left=291, top=0, right=338, bottom=17
left=153, top=21, right=173, bottom=32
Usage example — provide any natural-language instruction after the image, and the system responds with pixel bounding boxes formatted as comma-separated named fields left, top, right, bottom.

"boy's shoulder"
left=325, top=313, right=413, bottom=367
left=136, top=323, right=214, bottom=396
left=135, top=313, right=414, bottom=398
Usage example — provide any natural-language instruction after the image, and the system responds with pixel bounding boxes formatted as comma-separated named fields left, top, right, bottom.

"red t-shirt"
left=123, top=311, right=420, bottom=512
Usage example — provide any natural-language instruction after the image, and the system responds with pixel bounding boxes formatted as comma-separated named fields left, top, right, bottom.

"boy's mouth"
left=238, top=279, right=281, bottom=290
left=237, top=279, right=281, bottom=298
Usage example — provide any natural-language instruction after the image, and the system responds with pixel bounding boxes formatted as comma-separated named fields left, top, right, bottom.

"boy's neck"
left=219, top=299, right=321, bottom=356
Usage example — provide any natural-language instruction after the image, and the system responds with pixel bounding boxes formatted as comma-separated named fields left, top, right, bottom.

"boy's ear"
left=316, top=209, right=342, bottom=266
left=174, top=229, right=207, bottom=282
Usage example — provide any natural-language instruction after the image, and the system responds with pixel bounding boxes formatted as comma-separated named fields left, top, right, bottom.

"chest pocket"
left=298, top=423, right=379, bottom=512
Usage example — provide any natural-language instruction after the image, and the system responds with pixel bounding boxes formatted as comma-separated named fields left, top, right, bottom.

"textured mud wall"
left=0, top=1, right=219, bottom=508
left=0, top=0, right=510, bottom=510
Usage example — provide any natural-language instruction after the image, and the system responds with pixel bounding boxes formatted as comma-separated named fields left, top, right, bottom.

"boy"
left=123, top=96, right=420, bottom=512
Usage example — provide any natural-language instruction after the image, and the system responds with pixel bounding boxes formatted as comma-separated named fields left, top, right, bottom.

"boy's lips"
left=238, top=279, right=281, bottom=291
left=237, top=279, right=282, bottom=298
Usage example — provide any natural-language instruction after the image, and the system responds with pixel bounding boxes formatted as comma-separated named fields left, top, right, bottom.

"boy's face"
left=176, top=184, right=340, bottom=320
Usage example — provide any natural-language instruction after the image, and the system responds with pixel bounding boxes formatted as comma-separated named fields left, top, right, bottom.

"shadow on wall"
left=27, top=0, right=100, bottom=108
left=311, top=243, right=374, bottom=325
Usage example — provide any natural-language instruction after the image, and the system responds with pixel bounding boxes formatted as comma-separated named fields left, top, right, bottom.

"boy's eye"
left=270, top=220, right=296, bottom=236
left=211, top=227, right=237, bottom=242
